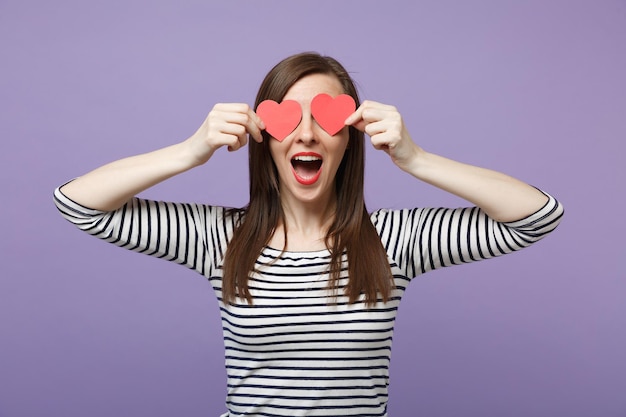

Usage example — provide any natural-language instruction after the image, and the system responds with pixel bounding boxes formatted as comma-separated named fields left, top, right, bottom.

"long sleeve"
left=371, top=191, right=564, bottom=279
left=53, top=185, right=239, bottom=279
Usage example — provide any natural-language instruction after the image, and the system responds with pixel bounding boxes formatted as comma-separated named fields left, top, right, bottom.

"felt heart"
left=256, top=99, right=302, bottom=141
left=311, top=93, right=356, bottom=136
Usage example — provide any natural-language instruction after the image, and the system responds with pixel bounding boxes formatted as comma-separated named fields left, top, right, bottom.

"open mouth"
left=291, top=153, right=323, bottom=185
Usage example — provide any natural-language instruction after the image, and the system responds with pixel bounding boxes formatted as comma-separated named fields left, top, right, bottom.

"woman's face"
left=268, top=73, right=350, bottom=208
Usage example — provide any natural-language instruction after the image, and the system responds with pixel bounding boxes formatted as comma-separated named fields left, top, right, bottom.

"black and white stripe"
left=54, top=187, right=563, bottom=416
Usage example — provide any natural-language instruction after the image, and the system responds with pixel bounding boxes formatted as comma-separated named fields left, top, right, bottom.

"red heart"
left=311, top=93, right=356, bottom=136
left=256, top=100, right=302, bottom=141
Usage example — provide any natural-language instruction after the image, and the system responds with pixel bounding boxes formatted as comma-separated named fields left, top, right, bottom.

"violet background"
left=1, top=1, right=625, bottom=416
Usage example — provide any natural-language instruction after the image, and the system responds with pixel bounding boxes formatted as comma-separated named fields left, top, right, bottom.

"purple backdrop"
left=1, top=1, right=625, bottom=416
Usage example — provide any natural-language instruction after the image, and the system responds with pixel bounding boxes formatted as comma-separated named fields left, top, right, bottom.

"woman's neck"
left=269, top=194, right=337, bottom=252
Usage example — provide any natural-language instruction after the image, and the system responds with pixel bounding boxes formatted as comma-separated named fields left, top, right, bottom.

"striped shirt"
left=53, top=187, right=563, bottom=416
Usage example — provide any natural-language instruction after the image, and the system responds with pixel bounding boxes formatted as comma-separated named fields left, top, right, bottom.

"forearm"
left=406, top=150, right=548, bottom=222
left=59, top=102, right=264, bottom=211
left=60, top=140, right=202, bottom=211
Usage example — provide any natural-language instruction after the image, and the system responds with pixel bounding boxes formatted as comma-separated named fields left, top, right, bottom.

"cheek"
left=335, top=133, right=350, bottom=155
left=268, top=142, right=281, bottom=163
left=328, top=143, right=349, bottom=169
left=268, top=143, right=292, bottom=178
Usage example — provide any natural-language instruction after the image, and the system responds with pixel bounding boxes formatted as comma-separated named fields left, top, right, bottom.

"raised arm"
left=346, top=101, right=548, bottom=222
left=61, top=103, right=264, bottom=211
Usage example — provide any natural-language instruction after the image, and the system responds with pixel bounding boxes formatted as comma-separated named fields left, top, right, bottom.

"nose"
left=295, top=111, right=317, bottom=145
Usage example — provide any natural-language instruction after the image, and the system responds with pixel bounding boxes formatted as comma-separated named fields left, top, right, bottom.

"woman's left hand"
left=345, top=100, right=422, bottom=173
left=346, top=103, right=550, bottom=222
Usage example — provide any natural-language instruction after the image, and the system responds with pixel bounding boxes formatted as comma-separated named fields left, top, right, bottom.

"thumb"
left=345, top=114, right=367, bottom=133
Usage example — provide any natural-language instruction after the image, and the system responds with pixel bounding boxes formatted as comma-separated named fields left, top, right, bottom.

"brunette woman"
left=55, top=52, right=563, bottom=416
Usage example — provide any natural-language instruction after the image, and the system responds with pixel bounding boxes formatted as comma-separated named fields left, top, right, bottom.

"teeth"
left=293, top=155, right=321, bottom=162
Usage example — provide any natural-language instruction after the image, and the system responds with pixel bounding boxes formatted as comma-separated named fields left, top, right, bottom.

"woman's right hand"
left=185, top=103, right=266, bottom=166
left=60, top=103, right=265, bottom=211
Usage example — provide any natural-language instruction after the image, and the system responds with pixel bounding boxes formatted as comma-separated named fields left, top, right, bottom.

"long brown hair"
left=222, top=52, right=393, bottom=306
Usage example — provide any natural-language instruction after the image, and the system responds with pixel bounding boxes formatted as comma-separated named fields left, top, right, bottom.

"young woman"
left=54, top=52, right=564, bottom=416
